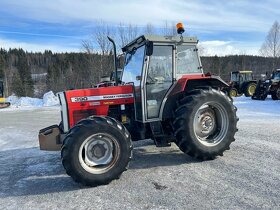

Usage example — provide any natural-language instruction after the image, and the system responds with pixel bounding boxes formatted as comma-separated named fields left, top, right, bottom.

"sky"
left=0, top=0, right=279, bottom=56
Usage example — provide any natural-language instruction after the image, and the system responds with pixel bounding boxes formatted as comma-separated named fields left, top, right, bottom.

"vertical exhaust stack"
left=107, top=36, right=118, bottom=86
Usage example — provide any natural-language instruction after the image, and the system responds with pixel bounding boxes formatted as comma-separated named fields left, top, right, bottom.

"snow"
left=0, top=95, right=279, bottom=209
left=42, top=91, right=60, bottom=106
left=233, top=95, right=280, bottom=118
left=3, top=91, right=59, bottom=110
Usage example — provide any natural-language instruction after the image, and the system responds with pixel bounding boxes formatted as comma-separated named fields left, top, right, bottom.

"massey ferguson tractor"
left=39, top=23, right=238, bottom=186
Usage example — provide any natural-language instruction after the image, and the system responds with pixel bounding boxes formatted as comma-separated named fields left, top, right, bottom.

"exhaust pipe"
left=107, top=36, right=118, bottom=86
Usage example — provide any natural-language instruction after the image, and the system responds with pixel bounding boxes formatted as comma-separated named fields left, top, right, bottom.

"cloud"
left=0, top=0, right=277, bottom=54
left=200, top=40, right=260, bottom=56
left=0, top=38, right=79, bottom=53
left=0, top=0, right=278, bottom=32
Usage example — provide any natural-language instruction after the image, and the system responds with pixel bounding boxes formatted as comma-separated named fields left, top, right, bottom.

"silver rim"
left=78, top=133, right=120, bottom=174
left=193, top=101, right=229, bottom=147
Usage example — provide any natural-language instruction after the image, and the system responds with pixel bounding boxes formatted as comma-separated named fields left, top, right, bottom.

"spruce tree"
left=0, top=55, right=4, bottom=79
left=16, top=51, right=34, bottom=97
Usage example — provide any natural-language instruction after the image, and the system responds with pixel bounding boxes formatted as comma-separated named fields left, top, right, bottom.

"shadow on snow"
left=0, top=140, right=200, bottom=197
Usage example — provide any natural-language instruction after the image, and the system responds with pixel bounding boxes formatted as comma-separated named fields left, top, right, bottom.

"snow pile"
left=6, top=91, right=59, bottom=108
left=6, top=95, right=19, bottom=105
left=14, top=97, right=43, bottom=107
left=42, top=91, right=59, bottom=106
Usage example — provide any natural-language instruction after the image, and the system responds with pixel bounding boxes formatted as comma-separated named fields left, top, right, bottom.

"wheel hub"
left=84, top=137, right=113, bottom=166
left=91, top=143, right=107, bottom=159
left=194, top=107, right=217, bottom=139
left=201, top=115, right=214, bottom=130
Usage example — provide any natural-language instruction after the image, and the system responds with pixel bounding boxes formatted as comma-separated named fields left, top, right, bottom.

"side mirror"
left=146, top=41, right=153, bottom=56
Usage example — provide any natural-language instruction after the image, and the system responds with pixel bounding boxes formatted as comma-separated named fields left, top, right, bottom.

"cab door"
left=144, top=45, right=174, bottom=120
left=121, top=45, right=146, bottom=121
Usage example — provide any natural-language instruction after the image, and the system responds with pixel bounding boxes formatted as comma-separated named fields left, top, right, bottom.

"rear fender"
left=169, top=75, right=228, bottom=96
left=162, top=76, right=229, bottom=118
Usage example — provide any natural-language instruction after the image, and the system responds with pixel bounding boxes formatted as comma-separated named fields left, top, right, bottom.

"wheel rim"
left=78, top=133, right=120, bottom=174
left=193, top=102, right=229, bottom=147
left=230, top=89, right=237, bottom=97
left=248, top=84, right=256, bottom=95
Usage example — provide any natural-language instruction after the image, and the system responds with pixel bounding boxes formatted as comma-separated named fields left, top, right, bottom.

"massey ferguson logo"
left=71, top=94, right=133, bottom=103
left=103, top=94, right=133, bottom=99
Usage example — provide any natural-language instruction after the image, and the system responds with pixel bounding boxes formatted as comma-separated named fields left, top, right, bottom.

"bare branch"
left=259, top=21, right=280, bottom=58
left=145, top=23, right=154, bottom=35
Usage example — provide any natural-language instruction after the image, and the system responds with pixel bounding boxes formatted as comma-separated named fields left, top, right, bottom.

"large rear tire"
left=173, top=88, right=238, bottom=160
left=244, top=82, right=256, bottom=97
left=271, top=88, right=280, bottom=100
left=61, top=116, right=132, bottom=186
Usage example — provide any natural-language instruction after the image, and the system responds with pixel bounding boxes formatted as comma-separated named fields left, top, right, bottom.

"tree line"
left=0, top=48, right=114, bottom=97
left=1, top=48, right=279, bottom=98
left=0, top=21, right=279, bottom=98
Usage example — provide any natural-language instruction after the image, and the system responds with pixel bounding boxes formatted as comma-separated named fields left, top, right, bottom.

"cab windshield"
left=122, top=45, right=145, bottom=85
left=272, top=71, right=280, bottom=80
left=231, top=73, right=239, bottom=82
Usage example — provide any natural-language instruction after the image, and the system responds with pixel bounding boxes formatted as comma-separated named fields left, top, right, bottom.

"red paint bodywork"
left=170, top=74, right=211, bottom=96
left=64, top=74, right=218, bottom=128
left=64, top=85, right=134, bottom=128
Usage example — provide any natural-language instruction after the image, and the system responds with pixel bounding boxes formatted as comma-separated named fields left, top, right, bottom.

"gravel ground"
left=0, top=98, right=279, bottom=209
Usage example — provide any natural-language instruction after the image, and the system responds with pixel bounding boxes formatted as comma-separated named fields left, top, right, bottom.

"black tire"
left=244, top=82, right=256, bottom=97
left=173, top=88, right=238, bottom=160
left=271, top=88, right=280, bottom=100
left=260, top=93, right=268, bottom=100
left=61, top=116, right=133, bottom=186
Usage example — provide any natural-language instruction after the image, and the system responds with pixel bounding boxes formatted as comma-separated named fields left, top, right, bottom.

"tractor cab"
left=0, top=79, right=10, bottom=109
left=271, top=69, right=280, bottom=82
left=230, top=70, right=253, bottom=84
left=121, top=35, right=203, bottom=122
left=229, top=70, right=256, bottom=97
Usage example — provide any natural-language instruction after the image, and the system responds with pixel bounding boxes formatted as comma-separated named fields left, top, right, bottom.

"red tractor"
left=39, top=24, right=238, bottom=186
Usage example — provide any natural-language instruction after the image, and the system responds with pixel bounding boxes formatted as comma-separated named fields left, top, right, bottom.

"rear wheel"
left=244, top=82, right=256, bottom=97
left=173, top=88, right=238, bottom=160
left=61, top=116, right=132, bottom=186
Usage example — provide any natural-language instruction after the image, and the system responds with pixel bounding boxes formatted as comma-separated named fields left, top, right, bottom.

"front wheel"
left=61, top=116, right=132, bottom=186
left=271, top=88, right=280, bottom=100
left=173, top=88, right=238, bottom=160
left=229, top=88, right=238, bottom=97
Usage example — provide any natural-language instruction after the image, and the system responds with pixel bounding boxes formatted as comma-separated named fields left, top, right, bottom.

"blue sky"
left=0, top=0, right=279, bottom=55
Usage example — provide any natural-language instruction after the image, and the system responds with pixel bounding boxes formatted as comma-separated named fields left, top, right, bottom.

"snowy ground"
left=0, top=96, right=279, bottom=209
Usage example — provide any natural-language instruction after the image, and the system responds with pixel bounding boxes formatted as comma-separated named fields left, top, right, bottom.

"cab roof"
left=122, top=35, right=198, bottom=53
left=232, top=70, right=253, bottom=74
